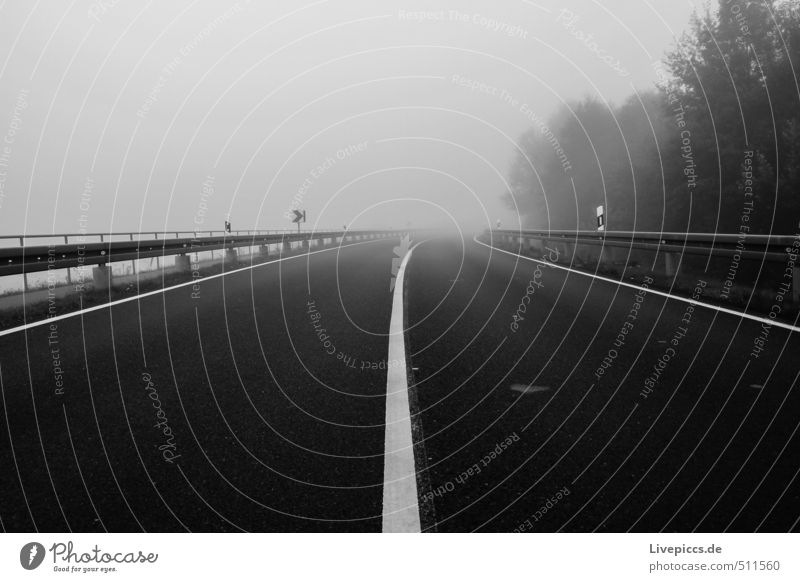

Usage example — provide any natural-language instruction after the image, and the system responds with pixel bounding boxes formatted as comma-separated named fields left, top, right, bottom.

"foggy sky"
left=0, top=0, right=697, bottom=237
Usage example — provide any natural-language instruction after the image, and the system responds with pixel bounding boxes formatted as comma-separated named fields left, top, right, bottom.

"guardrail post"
left=175, top=255, right=191, bottom=273
left=93, top=264, right=111, bottom=290
left=563, top=241, right=574, bottom=262
left=664, top=252, right=677, bottom=277
left=598, top=244, right=611, bottom=268
left=224, top=248, right=237, bottom=264
left=526, top=237, right=542, bottom=256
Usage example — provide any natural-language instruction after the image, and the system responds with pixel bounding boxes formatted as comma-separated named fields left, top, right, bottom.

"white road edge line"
left=475, top=236, right=800, bottom=334
left=0, top=238, right=386, bottom=339
left=382, top=244, right=421, bottom=533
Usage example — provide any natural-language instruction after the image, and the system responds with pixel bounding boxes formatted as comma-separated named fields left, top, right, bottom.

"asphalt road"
left=1, top=235, right=798, bottom=532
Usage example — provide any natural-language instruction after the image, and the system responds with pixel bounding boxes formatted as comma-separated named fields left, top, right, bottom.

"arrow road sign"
left=292, top=210, right=306, bottom=224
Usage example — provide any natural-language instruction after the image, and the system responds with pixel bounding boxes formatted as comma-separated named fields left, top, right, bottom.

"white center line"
left=382, top=244, right=421, bottom=533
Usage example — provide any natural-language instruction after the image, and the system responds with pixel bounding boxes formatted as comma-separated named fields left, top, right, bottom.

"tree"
left=507, top=0, right=800, bottom=234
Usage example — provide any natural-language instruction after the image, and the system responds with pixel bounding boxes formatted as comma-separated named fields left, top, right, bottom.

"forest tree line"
left=506, top=0, right=800, bottom=234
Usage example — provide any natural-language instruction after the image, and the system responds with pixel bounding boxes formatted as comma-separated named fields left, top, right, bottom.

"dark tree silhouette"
left=506, top=0, right=800, bottom=234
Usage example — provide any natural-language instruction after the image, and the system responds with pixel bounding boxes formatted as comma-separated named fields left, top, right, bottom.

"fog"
left=0, top=0, right=696, bottom=237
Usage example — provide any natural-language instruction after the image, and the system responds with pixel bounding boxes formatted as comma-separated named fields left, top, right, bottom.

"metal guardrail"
left=0, top=229, right=307, bottom=247
left=487, top=228, right=800, bottom=303
left=489, top=229, right=794, bottom=262
left=0, top=230, right=400, bottom=277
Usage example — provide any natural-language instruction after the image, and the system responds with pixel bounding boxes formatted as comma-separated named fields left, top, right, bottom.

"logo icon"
left=20, top=542, right=45, bottom=570
left=390, top=234, right=411, bottom=293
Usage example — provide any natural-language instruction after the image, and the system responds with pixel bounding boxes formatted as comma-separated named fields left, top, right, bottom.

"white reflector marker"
left=382, top=244, right=421, bottom=533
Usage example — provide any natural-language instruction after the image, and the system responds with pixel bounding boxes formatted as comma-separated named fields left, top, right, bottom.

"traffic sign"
left=292, top=210, right=306, bottom=224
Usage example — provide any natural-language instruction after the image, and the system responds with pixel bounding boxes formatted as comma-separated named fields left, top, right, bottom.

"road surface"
left=0, top=235, right=798, bottom=532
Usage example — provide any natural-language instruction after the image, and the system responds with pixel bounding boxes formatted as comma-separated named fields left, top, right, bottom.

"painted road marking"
left=382, top=243, right=421, bottom=533
left=0, top=238, right=388, bottom=338
left=510, top=383, right=550, bottom=394
left=475, top=236, right=800, bottom=334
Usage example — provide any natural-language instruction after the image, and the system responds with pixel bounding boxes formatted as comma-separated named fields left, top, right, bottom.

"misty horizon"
left=0, top=0, right=698, bottom=236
